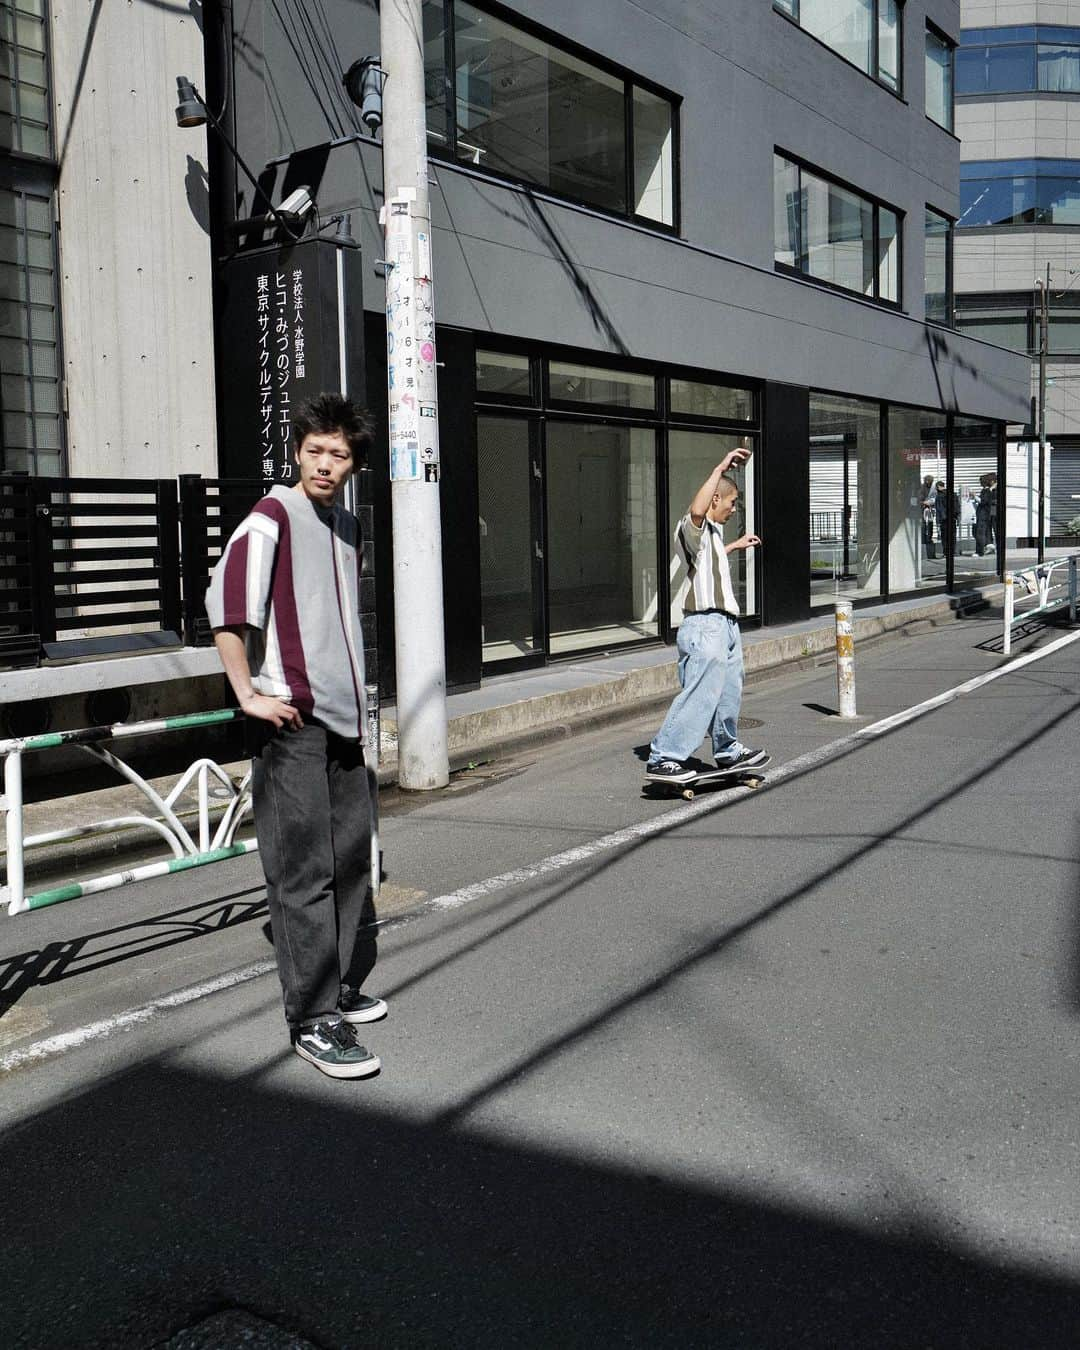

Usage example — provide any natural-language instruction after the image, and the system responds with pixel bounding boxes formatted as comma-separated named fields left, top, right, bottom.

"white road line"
left=6, top=626, right=1080, bottom=1072
left=0, top=960, right=275, bottom=1075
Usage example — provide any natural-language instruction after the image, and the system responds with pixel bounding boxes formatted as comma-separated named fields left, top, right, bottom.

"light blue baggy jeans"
left=649, top=611, right=746, bottom=765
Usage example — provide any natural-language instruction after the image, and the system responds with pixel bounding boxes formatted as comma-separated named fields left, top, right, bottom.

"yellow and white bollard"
left=835, top=600, right=856, bottom=718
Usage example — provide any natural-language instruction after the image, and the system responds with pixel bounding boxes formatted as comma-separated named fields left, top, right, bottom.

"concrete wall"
left=227, top=0, right=1029, bottom=424
left=50, top=0, right=217, bottom=479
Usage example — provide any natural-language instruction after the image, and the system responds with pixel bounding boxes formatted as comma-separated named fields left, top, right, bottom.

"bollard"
left=1003, top=573, right=1015, bottom=655
left=1070, top=557, right=1078, bottom=625
left=834, top=600, right=856, bottom=718
left=2, top=750, right=26, bottom=914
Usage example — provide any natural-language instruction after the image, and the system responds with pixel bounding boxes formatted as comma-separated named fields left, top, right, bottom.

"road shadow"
left=2, top=1058, right=1079, bottom=1349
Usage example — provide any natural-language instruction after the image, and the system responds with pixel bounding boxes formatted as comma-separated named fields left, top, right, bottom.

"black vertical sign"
left=215, top=237, right=365, bottom=481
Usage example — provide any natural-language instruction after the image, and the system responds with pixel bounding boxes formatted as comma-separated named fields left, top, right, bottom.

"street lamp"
left=173, top=75, right=314, bottom=242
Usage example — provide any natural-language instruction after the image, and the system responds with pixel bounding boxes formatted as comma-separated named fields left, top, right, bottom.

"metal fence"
left=0, top=471, right=378, bottom=673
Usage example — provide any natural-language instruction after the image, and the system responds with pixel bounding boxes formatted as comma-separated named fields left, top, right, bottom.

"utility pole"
left=380, top=0, right=449, bottom=789
left=1036, top=263, right=1049, bottom=565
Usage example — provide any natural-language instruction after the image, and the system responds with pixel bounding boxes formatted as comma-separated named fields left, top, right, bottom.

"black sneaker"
left=645, top=758, right=697, bottom=784
left=716, top=747, right=770, bottom=771
left=339, top=988, right=388, bottom=1024
left=293, top=1018, right=381, bottom=1079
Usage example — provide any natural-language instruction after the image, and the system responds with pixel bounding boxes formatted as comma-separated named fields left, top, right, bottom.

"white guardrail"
left=1003, top=554, right=1080, bottom=655
left=1, top=710, right=256, bottom=916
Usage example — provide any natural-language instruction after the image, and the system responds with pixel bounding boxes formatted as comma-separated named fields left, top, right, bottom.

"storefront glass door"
left=477, top=413, right=544, bottom=663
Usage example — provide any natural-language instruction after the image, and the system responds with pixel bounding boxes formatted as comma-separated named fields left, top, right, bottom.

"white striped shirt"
left=675, top=513, right=739, bottom=618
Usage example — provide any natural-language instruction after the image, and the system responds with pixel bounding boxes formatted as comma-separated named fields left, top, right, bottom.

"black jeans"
left=251, top=720, right=375, bottom=1029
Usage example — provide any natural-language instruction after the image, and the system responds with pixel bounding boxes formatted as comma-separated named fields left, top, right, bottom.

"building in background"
left=1, top=1, right=1030, bottom=707
left=955, top=1, right=1080, bottom=546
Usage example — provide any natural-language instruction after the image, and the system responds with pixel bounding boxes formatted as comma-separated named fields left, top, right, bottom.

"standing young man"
left=207, top=393, right=386, bottom=1079
left=645, top=447, right=767, bottom=785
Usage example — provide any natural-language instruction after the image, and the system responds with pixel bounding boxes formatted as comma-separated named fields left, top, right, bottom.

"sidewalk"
left=2, top=586, right=999, bottom=883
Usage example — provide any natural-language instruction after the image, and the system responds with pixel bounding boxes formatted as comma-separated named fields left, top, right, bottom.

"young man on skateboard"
left=645, top=447, right=767, bottom=785
left=207, top=393, right=386, bottom=1079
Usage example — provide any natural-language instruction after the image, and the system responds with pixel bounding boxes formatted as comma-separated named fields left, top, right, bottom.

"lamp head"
left=343, top=57, right=385, bottom=135
left=175, top=76, right=206, bottom=128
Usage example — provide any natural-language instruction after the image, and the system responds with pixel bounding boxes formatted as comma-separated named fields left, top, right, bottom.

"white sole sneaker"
left=294, top=1042, right=381, bottom=1079
left=340, top=997, right=389, bottom=1024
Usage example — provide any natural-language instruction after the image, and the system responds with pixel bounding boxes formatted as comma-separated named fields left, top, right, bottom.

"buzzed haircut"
left=292, top=393, right=374, bottom=465
left=716, top=474, right=739, bottom=500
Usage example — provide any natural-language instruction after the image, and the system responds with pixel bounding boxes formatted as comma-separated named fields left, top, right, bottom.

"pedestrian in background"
left=206, top=392, right=386, bottom=1079
left=645, top=446, right=768, bottom=784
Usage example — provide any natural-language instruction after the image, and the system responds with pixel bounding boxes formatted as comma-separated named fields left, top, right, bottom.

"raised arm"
left=688, top=444, right=752, bottom=525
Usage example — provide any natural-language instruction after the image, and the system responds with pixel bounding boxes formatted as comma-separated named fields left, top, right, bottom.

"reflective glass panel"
left=887, top=406, right=948, bottom=593
left=670, top=379, right=753, bottom=421
left=924, top=207, right=950, bottom=324
left=476, top=350, right=532, bottom=399
left=956, top=43, right=1036, bottom=95
left=453, top=1, right=627, bottom=212
left=1038, top=42, right=1080, bottom=91
left=809, top=394, right=881, bottom=607
left=477, top=414, right=542, bottom=663
left=952, top=416, right=999, bottom=582
left=546, top=421, right=658, bottom=654
left=926, top=28, right=954, bottom=131
left=801, top=0, right=873, bottom=77
left=422, top=0, right=448, bottom=146
left=549, top=361, right=655, bottom=409
left=878, top=0, right=900, bottom=88
left=956, top=309, right=1029, bottom=353
left=878, top=206, right=899, bottom=303
left=773, top=154, right=800, bottom=270
left=633, top=86, right=674, bottom=225
left=803, top=168, right=874, bottom=295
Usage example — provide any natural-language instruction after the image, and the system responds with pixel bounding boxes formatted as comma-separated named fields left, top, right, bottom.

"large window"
left=774, top=153, right=901, bottom=304
left=475, top=351, right=758, bottom=665
left=424, top=1, right=678, bottom=226
left=926, top=25, right=955, bottom=131
left=960, top=159, right=1080, bottom=226
left=809, top=394, right=882, bottom=606
left=0, top=1, right=63, bottom=475
left=924, top=207, right=953, bottom=325
left=775, top=0, right=902, bottom=92
left=958, top=26, right=1080, bottom=96
left=887, top=406, right=948, bottom=593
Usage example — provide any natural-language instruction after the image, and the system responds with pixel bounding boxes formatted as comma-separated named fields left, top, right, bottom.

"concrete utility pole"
left=380, top=0, right=449, bottom=789
left=1036, top=263, right=1050, bottom=565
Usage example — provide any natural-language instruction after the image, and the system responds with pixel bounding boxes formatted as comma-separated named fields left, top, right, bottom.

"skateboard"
left=642, top=756, right=770, bottom=801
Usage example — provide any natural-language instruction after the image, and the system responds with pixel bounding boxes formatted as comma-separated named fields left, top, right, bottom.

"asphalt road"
left=2, top=613, right=1079, bottom=1348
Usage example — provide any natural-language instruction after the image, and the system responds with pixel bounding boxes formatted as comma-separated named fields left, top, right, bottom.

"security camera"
left=278, top=186, right=315, bottom=222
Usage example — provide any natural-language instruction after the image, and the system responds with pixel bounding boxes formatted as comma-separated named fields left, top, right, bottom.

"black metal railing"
left=0, top=472, right=379, bottom=676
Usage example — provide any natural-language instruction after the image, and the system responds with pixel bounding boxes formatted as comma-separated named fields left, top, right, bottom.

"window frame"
left=774, top=0, right=906, bottom=97
left=957, top=25, right=1080, bottom=98
left=773, top=150, right=905, bottom=310
left=432, top=0, right=681, bottom=233
left=925, top=21, right=956, bottom=133
left=924, top=205, right=954, bottom=327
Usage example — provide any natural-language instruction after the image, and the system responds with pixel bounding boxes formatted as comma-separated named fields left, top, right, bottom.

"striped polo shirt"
left=206, top=485, right=367, bottom=742
left=675, top=513, right=739, bottom=619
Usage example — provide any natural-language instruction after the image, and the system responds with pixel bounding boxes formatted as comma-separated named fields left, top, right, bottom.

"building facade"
left=5, top=1, right=1030, bottom=697
left=956, top=0, right=1080, bottom=542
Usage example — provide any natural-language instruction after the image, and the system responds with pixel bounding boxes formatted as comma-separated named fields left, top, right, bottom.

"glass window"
left=425, top=1, right=678, bottom=225
left=1049, top=313, right=1080, bottom=354
left=774, top=154, right=900, bottom=304
left=632, top=86, right=674, bottom=225
left=809, top=394, right=882, bottom=607
left=668, top=430, right=757, bottom=624
left=549, top=361, right=655, bottom=409
left=952, top=417, right=999, bottom=581
left=956, top=308, right=1029, bottom=353
left=924, top=207, right=952, bottom=325
left=669, top=379, right=754, bottom=422
left=546, top=421, right=658, bottom=655
left=960, top=160, right=1080, bottom=227
left=887, top=406, right=948, bottom=593
left=1038, top=42, right=1080, bottom=91
left=476, top=350, right=532, bottom=399
left=477, top=414, right=542, bottom=663
left=777, top=0, right=903, bottom=90
left=956, top=42, right=1035, bottom=95
left=926, top=26, right=954, bottom=132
